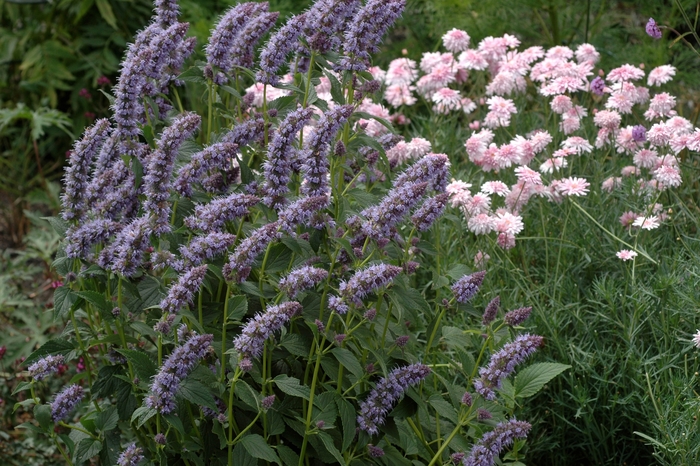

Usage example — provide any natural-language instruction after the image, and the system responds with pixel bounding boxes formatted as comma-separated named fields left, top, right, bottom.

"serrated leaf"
left=117, top=349, right=157, bottom=381
left=442, top=326, right=469, bottom=349
left=34, top=404, right=52, bottom=431
left=12, top=381, right=33, bottom=396
left=331, top=348, right=364, bottom=379
left=76, top=438, right=102, bottom=463
left=130, top=406, right=156, bottom=428
left=95, top=407, right=118, bottom=433
left=514, top=363, right=571, bottom=399
left=74, top=290, right=111, bottom=315
left=179, top=379, right=218, bottom=411
left=428, top=395, right=459, bottom=424
left=335, top=396, right=355, bottom=452
left=42, top=216, right=69, bottom=236
left=164, top=414, right=185, bottom=436
left=279, top=334, right=309, bottom=357
left=273, top=375, right=310, bottom=400
left=24, top=338, right=75, bottom=366
left=276, top=444, right=300, bottom=466
left=239, top=434, right=281, bottom=464
left=54, top=287, right=77, bottom=319
left=234, top=379, right=259, bottom=411
left=227, top=295, right=248, bottom=321
left=317, top=431, right=345, bottom=466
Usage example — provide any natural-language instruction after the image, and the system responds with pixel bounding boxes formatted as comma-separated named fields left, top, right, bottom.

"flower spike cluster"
left=233, top=302, right=302, bottom=364
left=51, top=384, right=84, bottom=422
left=462, top=419, right=531, bottom=466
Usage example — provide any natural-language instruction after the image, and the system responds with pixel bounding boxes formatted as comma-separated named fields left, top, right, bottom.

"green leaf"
left=335, top=396, right=356, bottom=452
left=428, top=395, right=459, bottom=424
left=117, top=349, right=157, bottom=381
left=273, top=375, right=310, bottom=400
left=95, top=407, right=118, bottom=433
left=54, top=287, right=77, bottom=319
left=95, top=0, right=118, bottom=29
left=317, top=431, right=345, bottom=466
left=227, top=295, right=248, bottom=321
left=42, top=216, right=69, bottom=236
left=74, top=290, right=111, bottom=316
left=34, top=404, right=52, bottom=431
left=239, top=434, right=281, bottom=464
left=76, top=438, right=102, bottom=463
left=164, top=414, right=185, bottom=436
left=234, top=380, right=259, bottom=411
left=441, top=326, right=469, bottom=350
left=12, top=381, right=33, bottom=396
left=179, top=379, right=218, bottom=411
left=514, top=363, right=571, bottom=399
left=331, top=348, right=364, bottom=379
left=279, top=334, right=309, bottom=357
left=130, top=406, right=156, bottom=429
left=24, top=338, right=75, bottom=366
left=276, top=444, right=300, bottom=466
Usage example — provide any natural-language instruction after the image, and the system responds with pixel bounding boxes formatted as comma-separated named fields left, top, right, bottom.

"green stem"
left=221, top=286, right=231, bottom=382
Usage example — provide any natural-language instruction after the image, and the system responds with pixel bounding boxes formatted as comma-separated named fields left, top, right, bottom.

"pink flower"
left=619, top=211, right=637, bottom=227
left=385, top=58, right=418, bottom=86
left=442, top=28, right=471, bottom=52
left=562, top=136, right=593, bottom=154
left=539, top=157, right=567, bottom=173
left=461, top=98, right=477, bottom=114
left=633, top=149, right=659, bottom=169
left=601, top=176, right=622, bottom=193
left=692, top=330, right=700, bottom=349
left=432, top=87, right=462, bottom=114
left=593, top=110, right=622, bottom=129
left=644, top=93, right=677, bottom=120
left=529, top=130, right=553, bottom=153
left=419, top=52, right=454, bottom=73
left=632, top=215, right=660, bottom=230
left=606, top=64, right=645, bottom=83
left=647, top=122, right=672, bottom=146
left=575, top=43, right=600, bottom=64
left=616, top=250, right=638, bottom=261
left=474, top=251, right=490, bottom=269
left=484, top=96, right=517, bottom=128
left=480, top=181, right=510, bottom=196
left=653, top=164, right=682, bottom=188
left=647, top=65, right=676, bottom=86
left=550, top=95, right=573, bottom=114
left=384, top=84, right=416, bottom=107
left=494, top=211, right=524, bottom=236
left=620, top=166, right=640, bottom=177
left=514, top=166, right=542, bottom=185
left=457, top=49, right=488, bottom=70
left=468, top=213, right=496, bottom=235
left=557, top=177, right=590, bottom=196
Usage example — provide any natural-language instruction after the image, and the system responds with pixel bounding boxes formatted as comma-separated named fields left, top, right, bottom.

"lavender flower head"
left=328, top=294, right=349, bottom=315
left=61, top=119, right=111, bottom=222
left=144, top=112, right=201, bottom=235
left=51, top=384, right=84, bottom=422
left=179, top=232, right=236, bottom=268
left=504, top=306, right=532, bottom=326
left=28, top=355, right=65, bottom=381
left=117, top=443, right=144, bottom=466
left=224, top=220, right=282, bottom=283
left=279, top=266, right=329, bottom=298
left=262, top=106, right=315, bottom=208
left=339, top=263, right=402, bottom=305
left=174, top=141, right=238, bottom=197
left=145, top=332, right=213, bottom=414
left=367, top=444, right=385, bottom=457
left=393, top=153, right=449, bottom=192
left=631, top=125, right=647, bottom=143
left=278, top=195, right=330, bottom=232
left=205, top=2, right=267, bottom=84
left=452, top=271, right=486, bottom=303
left=101, top=217, right=152, bottom=277
left=160, top=265, right=208, bottom=314
left=411, top=193, right=449, bottom=231
left=590, top=76, right=605, bottom=96
left=257, top=14, right=306, bottom=85
left=462, top=419, right=531, bottom=466
left=233, top=302, right=302, bottom=363
left=646, top=18, right=662, bottom=39
left=357, top=363, right=431, bottom=435
left=361, top=182, right=428, bottom=239
left=304, top=0, right=360, bottom=53
left=230, top=11, right=280, bottom=69
left=185, top=193, right=259, bottom=232
left=482, top=296, right=500, bottom=326
left=65, top=219, right=121, bottom=260
left=339, top=0, right=406, bottom=71
left=473, top=334, right=544, bottom=401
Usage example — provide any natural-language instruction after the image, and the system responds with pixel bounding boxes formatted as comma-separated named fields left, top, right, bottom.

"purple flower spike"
left=224, top=221, right=283, bottom=283
left=154, top=0, right=180, bottom=28
left=278, top=195, right=330, bottom=232
left=65, top=219, right=121, bottom=260
left=304, top=0, right=360, bottom=53
left=206, top=2, right=268, bottom=84
left=101, top=217, right=152, bottom=277
left=257, top=14, right=307, bottom=85
left=482, top=296, right=500, bottom=326
left=368, top=444, right=385, bottom=457
left=117, top=443, right=144, bottom=466
left=504, top=306, right=533, bottom=326
left=262, top=107, right=315, bottom=208
left=28, top=355, right=65, bottom=381
left=590, top=76, right=605, bottom=96
left=233, top=302, right=302, bottom=362
left=279, top=266, right=329, bottom=298
left=646, top=18, right=662, bottom=39
left=180, top=232, right=236, bottom=267
left=301, top=105, right=355, bottom=197
left=160, top=265, right=208, bottom=314
left=339, top=0, right=406, bottom=71
left=61, top=119, right=111, bottom=222
left=473, top=334, right=544, bottom=401
left=174, top=142, right=239, bottom=197
left=452, top=271, right=486, bottom=303
left=411, top=193, right=449, bottom=231
left=462, top=419, right=531, bottom=466
left=361, top=182, right=428, bottom=239
left=144, top=112, right=201, bottom=235
left=393, top=153, right=450, bottom=192
left=51, top=384, right=84, bottom=422
left=357, top=363, right=431, bottom=435
left=230, top=11, right=280, bottom=70
left=185, top=193, right=259, bottom=232
left=339, top=263, right=402, bottom=305
left=145, top=331, right=213, bottom=414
